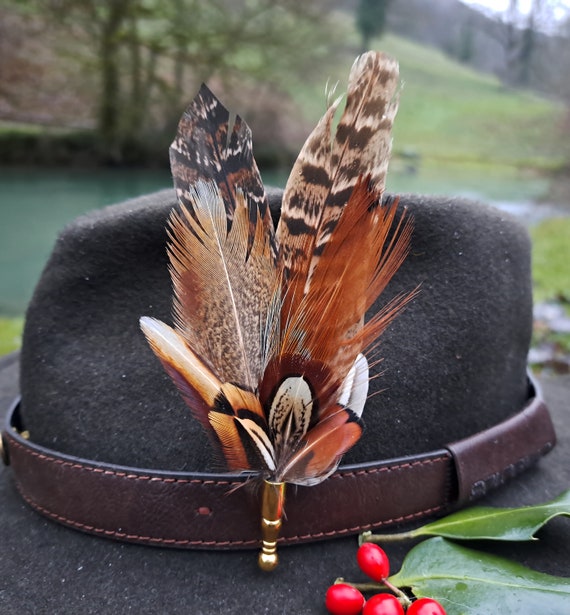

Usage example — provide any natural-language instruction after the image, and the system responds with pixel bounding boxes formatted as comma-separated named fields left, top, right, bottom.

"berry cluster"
left=325, top=544, right=446, bottom=615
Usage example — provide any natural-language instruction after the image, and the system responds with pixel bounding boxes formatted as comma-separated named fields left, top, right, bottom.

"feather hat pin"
left=140, top=51, right=415, bottom=570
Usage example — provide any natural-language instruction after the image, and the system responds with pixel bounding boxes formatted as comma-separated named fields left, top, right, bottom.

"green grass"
left=530, top=218, right=570, bottom=359
left=0, top=121, right=67, bottom=134
left=384, top=36, right=565, bottom=167
left=285, top=30, right=567, bottom=174
left=0, top=318, right=24, bottom=356
left=531, top=217, right=570, bottom=304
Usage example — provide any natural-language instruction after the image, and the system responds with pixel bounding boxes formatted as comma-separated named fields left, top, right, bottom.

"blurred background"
left=0, top=0, right=569, bottom=368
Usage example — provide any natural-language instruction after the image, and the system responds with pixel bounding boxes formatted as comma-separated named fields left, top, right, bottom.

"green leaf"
left=410, top=489, right=570, bottom=541
left=390, top=537, right=570, bottom=615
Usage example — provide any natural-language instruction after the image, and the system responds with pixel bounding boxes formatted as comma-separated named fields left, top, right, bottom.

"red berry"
left=325, top=583, right=366, bottom=615
left=362, top=593, right=404, bottom=615
left=356, top=543, right=390, bottom=582
left=407, top=597, right=447, bottom=615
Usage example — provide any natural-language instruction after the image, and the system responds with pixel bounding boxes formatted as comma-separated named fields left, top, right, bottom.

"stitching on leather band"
left=15, top=475, right=449, bottom=547
left=5, top=382, right=554, bottom=549
left=9, top=435, right=453, bottom=547
left=284, top=504, right=448, bottom=543
left=8, top=438, right=242, bottom=487
left=9, top=436, right=450, bottom=483
left=333, top=455, right=450, bottom=479
left=15, top=486, right=260, bottom=548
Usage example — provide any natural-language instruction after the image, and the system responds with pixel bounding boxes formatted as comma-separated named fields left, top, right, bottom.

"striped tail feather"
left=276, top=52, right=400, bottom=303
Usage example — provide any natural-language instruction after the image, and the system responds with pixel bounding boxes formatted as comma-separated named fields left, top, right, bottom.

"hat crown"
left=19, top=189, right=533, bottom=470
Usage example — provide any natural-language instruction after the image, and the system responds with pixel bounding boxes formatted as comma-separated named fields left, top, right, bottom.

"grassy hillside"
left=286, top=33, right=567, bottom=173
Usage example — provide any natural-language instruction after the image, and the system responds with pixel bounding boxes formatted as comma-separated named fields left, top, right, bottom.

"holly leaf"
left=390, top=537, right=570, bottom=615
left=360, top=490, right=570, bottom=545
left=407, top=490, right=570, bottom=542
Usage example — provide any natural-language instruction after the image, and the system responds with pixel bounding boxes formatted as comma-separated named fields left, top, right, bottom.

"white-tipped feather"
left=139, top=316, right=221, bottom=406
left=338, top=353, right=369, bottom=417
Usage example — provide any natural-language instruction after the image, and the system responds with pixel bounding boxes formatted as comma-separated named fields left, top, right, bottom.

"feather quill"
left=140, top=51, right=416, bottom=569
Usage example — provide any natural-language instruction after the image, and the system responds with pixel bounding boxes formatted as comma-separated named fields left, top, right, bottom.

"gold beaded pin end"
left=258, top=480, right=286, bottom=571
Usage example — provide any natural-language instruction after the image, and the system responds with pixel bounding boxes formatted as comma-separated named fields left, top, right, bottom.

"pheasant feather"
left=140, top=51, right=415, bottom=570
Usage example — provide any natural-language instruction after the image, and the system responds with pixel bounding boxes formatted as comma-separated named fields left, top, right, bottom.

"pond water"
left=0, top=165, right=566, bottom=316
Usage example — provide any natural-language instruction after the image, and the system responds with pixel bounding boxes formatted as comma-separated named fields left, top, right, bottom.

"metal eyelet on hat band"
left=1, top=422, right=29, bottom=466
left=1, top=432, right=9, bottom=466
left=0, top=396, right=30, bottom=466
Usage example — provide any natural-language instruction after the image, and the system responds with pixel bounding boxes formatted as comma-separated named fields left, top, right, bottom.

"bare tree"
left=15, top=0, right=332, bottom=162
left=497, top=0, right=557, bottom=87
left=356, top=0, right=392, bottom=53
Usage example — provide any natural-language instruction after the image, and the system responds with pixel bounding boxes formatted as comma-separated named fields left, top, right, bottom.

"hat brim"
left=1, top=352, right=569, bottom=613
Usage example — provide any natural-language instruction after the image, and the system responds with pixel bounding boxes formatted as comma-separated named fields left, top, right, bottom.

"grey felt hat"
left=1, top=184, right=568, bottom=613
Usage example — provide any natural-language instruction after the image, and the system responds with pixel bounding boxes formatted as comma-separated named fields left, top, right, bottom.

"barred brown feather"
left=273, top=178, right=413, bottom=417
left=277, top=52, right=400, bottom=299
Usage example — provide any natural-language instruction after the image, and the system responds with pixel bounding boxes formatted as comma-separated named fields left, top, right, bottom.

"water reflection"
left=0, top=165, right=567, bottom=316
left=0, top=167, right=171, bottom=315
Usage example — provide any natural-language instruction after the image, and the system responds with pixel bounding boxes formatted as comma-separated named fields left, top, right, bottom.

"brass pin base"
left=258, top=480, right=286, bottom=571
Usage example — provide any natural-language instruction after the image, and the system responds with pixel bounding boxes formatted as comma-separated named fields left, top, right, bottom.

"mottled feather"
left=168, top=182, right=278, bottom=389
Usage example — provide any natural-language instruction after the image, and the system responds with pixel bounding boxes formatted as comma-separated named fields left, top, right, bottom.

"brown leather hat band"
left=1, top=377, right=556, bottom=549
